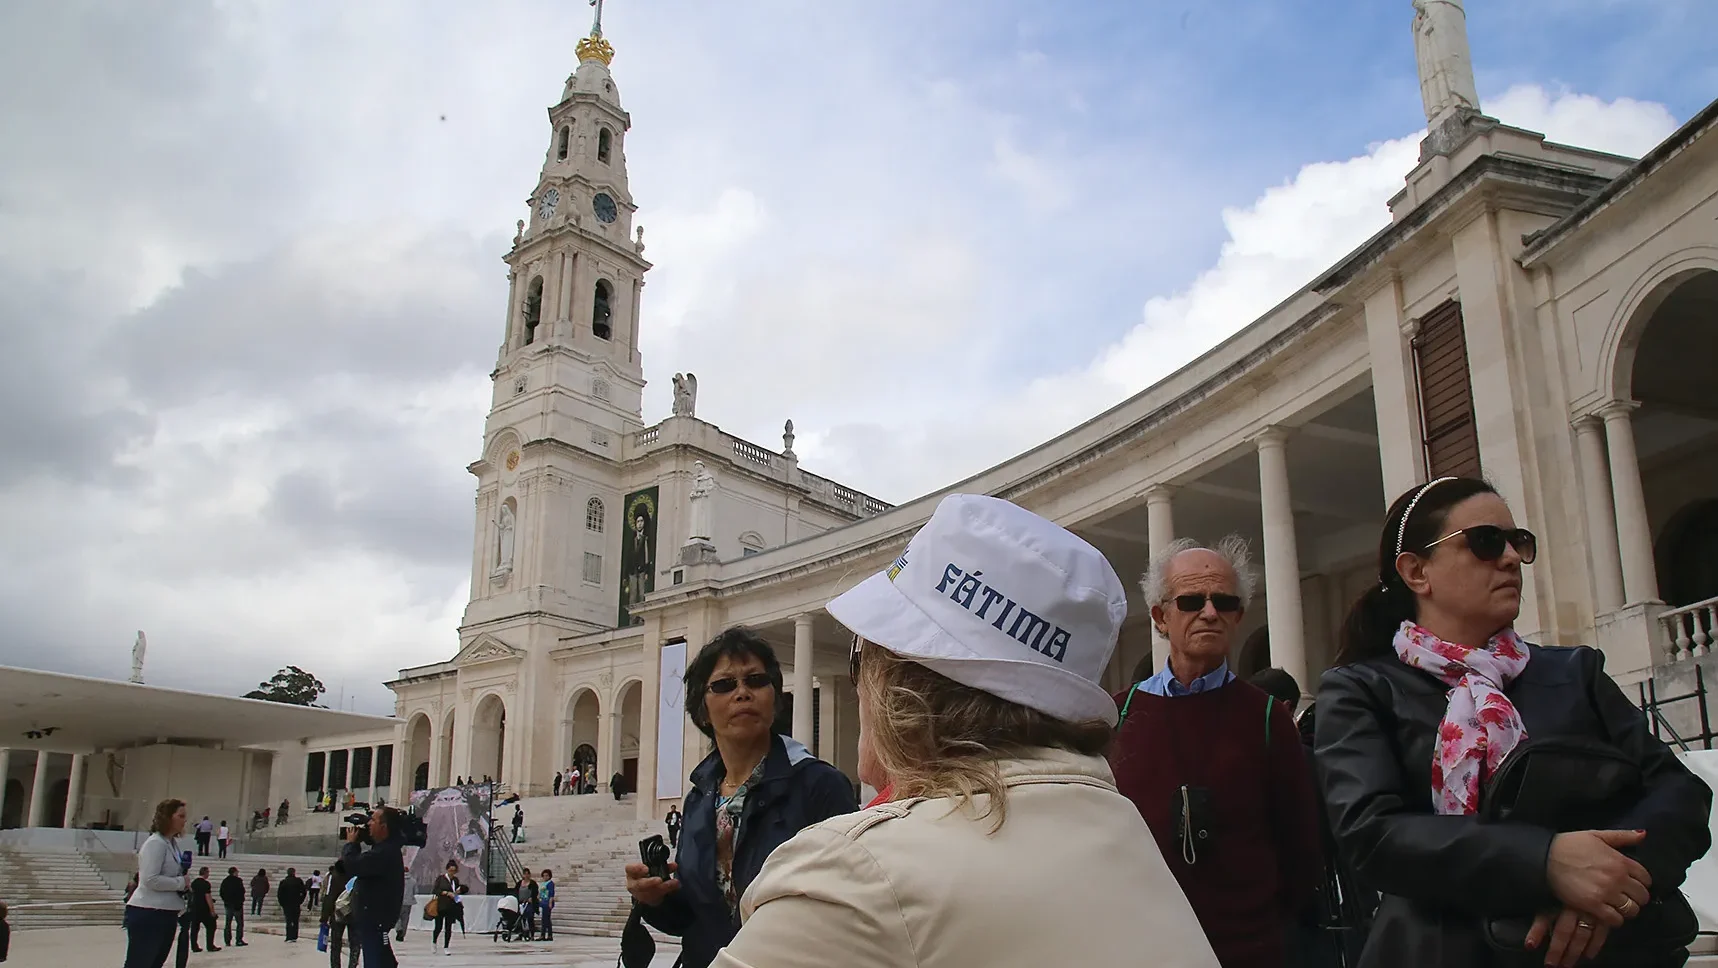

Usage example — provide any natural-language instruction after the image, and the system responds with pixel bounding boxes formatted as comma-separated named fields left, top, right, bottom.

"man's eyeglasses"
left=1172, top=593, right=1243, bottom=614
left=707, top=672, right=772, bottom=695
left=1423, top=524, right=1537, bottom=564
left=849, top=634, right=864, bottom=681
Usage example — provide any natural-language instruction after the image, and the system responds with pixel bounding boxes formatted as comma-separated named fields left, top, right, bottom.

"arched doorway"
left=471, top=694, right=507, bottom=783
left=1658, top=500, right=1718, bottom=607
left=615, top=680, right=642, bottom=794
left=438, top=711, right=455, bottom=787
left=565, top=689, right=600, bottom=793
left=1625, top=268, right=1718, bottom=607
left=405, top=714, right=432, bottom=792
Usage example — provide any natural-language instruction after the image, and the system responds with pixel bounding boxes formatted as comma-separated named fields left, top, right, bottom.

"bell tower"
left=492, top=4, right=650, bottom=436
left=467, top=9, right=651, bottom=635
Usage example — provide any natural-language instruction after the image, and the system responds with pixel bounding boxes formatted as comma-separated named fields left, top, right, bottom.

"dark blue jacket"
left=340, top=829, right=405, bottom=931
left=640, top=735, right=856, bottom=968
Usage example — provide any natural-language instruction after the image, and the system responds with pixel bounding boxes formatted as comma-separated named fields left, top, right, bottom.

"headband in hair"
left=1384, top=477, right=1458, bottom=587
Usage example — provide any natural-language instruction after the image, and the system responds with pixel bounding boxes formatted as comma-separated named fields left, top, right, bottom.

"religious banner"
left=656, top=639, right=688, bottom=801
left=407, top=784, right=491, bottom=895
left=619, top=486, right=660, bottom=626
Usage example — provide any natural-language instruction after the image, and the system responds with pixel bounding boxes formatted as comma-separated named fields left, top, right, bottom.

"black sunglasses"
left=1423, top=524, right=1537, bottom=564
left=1173, top=593, right=1243, bottom=614
left=707, top=672, right=773, bottom=695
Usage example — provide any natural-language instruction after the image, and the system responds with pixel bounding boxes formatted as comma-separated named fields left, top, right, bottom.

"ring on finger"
left=1618, top=898, right=1639, bottom=917
left=1576, top=918, right=1595, bottom=930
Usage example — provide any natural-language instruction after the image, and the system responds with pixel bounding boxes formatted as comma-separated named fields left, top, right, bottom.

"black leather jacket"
left=1316, top=644, right=1711, bottom=968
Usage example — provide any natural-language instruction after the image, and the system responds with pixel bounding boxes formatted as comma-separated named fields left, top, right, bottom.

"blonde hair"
left=858, top=648, right=1111, bottom=832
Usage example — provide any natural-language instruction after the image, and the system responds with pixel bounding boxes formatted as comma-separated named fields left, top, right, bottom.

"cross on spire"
left=589, top=0, right=605, bottom=37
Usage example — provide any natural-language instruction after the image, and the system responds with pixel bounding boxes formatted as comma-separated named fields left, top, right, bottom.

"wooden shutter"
left=1412, top=300, right=1482, bottom=478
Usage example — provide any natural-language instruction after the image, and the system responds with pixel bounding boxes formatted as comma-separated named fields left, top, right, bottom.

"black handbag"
left=1479, top=737, right=1699, bottom=963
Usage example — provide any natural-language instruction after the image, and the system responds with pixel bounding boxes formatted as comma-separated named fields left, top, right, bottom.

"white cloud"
left=800, top=85, right=1681, bottom=500
left=1488, top=84, right=1680, bottom=157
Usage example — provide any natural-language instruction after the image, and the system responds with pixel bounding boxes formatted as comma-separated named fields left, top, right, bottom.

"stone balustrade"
left=1661, top=595, right=1718, bottom=663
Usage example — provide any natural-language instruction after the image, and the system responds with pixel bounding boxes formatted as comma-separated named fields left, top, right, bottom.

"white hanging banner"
left=656, top=640, right=688, bottom=800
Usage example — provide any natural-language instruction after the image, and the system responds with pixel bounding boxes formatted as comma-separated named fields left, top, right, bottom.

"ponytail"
left=1335, top=476, right=1498, bottom=666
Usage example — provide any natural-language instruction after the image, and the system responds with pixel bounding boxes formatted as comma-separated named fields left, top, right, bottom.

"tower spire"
left=576, top=0, right=615, bottom=65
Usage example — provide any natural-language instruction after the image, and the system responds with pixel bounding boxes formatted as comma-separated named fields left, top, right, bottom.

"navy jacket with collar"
left=640, top=734, right=857, bottom=968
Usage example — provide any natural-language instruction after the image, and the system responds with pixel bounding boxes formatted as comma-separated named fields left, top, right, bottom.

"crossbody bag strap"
left=1264, top=693, right=1272, bottom=748
left=1117, top=684, right=1141, bottom=727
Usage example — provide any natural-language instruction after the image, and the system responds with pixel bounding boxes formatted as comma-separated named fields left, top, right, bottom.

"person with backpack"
left=318, top=859, right=358, bottom=968
left=1108, top=537, right=1322, bottom=968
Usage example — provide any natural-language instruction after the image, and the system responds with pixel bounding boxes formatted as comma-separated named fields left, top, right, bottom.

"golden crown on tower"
left=576, top=32, right=614, bottom=66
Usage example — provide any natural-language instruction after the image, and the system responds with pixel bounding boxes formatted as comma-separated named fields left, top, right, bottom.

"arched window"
left=586, top=496, right=605, bottom=533
left=556, top=126, right=570, bottom=161
left=523, top=276, right=544, bottom=345
left=597, top=128, right=612, bottom=164
left=592, top=279, right=613, bottom=340
left=592, top=379, right=611, bottom=402
left=739, top=532, right=765, bottom=557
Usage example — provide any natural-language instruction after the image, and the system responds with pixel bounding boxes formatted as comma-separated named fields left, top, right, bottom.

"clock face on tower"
left=592, top=192, right=618, bottom=224
left=537, top=188, right=559, bottom=220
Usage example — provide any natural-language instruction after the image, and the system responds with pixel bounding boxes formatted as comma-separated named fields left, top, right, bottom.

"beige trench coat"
left=713, top=748, right=1220, bottom=968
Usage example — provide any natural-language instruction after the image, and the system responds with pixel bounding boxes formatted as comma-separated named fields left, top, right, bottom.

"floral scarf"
left=1392, top=620, right=1531, bottom=816
left=712, top=755, right=768, bottom=917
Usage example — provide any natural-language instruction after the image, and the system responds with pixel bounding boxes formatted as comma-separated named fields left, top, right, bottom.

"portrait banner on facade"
left=657, top=639, right=687, bottom=801
left=619, top=486, right=660, bottom=627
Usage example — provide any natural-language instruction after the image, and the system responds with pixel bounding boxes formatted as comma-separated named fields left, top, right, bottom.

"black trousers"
left=667, top=825, right=680, bottom=848
left=121, top=907, right=178, bottom=968
left=250, top=895, right=264, bottom=916
left=217, top=839, right=228, bottom=859
left=223, top=904, right=244, bottom=945
left=283, top=904, right=301, bottom=941
left=327, top=922, right=360, bottom=968
left=190, top=909, right=217, bottom=950
left=432, top=910, right=457, bottom=947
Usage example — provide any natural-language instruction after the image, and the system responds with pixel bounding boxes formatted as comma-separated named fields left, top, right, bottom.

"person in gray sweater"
left=123, top=799, right=190, bottom=968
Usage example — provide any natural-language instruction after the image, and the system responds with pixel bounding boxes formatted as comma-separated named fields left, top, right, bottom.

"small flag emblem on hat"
left=887, top=553, right=908, bottom=583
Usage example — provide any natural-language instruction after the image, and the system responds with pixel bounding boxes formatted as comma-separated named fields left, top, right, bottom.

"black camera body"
left=343, top=810, right=428, bottom=848
left=639, top=834, right=671, bottom=881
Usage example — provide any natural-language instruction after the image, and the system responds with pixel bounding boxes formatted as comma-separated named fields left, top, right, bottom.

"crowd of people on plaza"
left=620, top=485, right=1715, bottom=968
left=111, top=479, right=1715, bottom=967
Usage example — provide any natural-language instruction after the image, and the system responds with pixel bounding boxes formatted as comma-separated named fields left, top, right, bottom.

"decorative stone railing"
left=627, top=417, right=891, bottom=517
left=1659, top=596, right=1718, bottom=662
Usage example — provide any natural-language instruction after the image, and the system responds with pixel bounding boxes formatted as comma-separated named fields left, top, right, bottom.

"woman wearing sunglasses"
left=1316, top=476, right=1711, bottom=968
left=624, top=626, right=856, bottom=968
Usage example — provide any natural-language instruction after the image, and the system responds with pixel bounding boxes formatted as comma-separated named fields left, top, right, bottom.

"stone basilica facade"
left=382, top=29, right=887, bottom=803
left=362, top=5, right=1718, bottom=819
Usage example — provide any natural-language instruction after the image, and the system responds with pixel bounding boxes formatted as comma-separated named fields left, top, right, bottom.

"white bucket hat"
left=826, top=493, right=1127, bottom=725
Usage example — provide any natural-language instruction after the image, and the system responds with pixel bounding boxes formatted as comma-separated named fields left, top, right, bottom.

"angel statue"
left=672, top=372, right=698, bottom=418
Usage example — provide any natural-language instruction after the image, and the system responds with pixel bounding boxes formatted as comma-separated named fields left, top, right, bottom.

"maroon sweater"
left=1108, top=680, right=1322, bottom=968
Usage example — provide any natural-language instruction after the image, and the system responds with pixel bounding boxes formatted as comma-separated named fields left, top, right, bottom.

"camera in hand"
left=638, top=834, right=671, bottom=881
left=342, top=809, right=428, bottom=848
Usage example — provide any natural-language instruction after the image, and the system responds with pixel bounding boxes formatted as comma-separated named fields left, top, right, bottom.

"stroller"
left=492, top=893, right=534, bottom=942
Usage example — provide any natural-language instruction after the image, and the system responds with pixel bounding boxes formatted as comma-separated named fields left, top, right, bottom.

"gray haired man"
left=1107, top=536, right=1322, bottom=968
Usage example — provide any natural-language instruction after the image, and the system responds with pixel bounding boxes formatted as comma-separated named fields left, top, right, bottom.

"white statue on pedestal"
left=131, top=631, right=147, bottom=684
left=687, top=461, right=716, bottom=542
left=1412, top=0, right=1481, bottom=123
left=496, top=503, right=516, bottom=571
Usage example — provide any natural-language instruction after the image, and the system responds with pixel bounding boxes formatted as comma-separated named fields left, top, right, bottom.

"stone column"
left=1601, top=402, right=1660, bottom=605
left=1573, top=416, right=1626, bottom=613
left=62, top=753, right=86, bottom=829
left=26, top=751, right=52, bottom=827
left=1145, top=485, right=1177, bottom=675
left=1255, top=429, right=1310, bottom=696
left=0, top=749, right=10, bottom=822
left=792, top=614, right=816, bottom=745
left=1363, top=278, right=1426, bottom=499
left=816, top=677, right=838, bottom=760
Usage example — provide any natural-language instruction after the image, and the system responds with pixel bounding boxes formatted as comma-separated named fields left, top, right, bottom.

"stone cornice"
left=1519, top=95, right=1718, bottom=266
left=1314, top=154, right=1614, bottom=294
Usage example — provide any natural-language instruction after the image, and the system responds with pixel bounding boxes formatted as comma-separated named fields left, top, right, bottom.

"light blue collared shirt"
left=1136, top=660, right=1236, bottom=698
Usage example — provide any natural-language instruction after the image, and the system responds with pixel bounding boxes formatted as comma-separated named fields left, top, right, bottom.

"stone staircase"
left=0, top=845, right=124, bottom=929
left=508, top=793, right=662, bottom=938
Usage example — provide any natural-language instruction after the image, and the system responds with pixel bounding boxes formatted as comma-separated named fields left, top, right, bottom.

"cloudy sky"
left=2, top=0, right=1713, bottom=713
